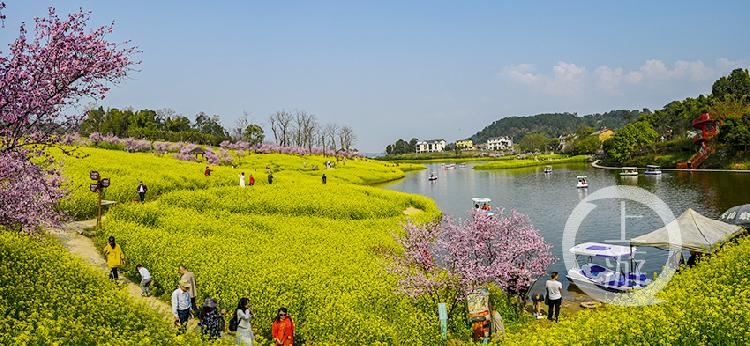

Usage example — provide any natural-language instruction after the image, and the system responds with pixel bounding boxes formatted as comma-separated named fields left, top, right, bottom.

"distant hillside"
left=471, top=110, right=644, bottom=143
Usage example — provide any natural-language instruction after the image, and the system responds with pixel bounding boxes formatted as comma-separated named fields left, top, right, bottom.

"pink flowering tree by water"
left=389, top=209, right=555, bottom=320
left=0, top=6, right=137, bottom=233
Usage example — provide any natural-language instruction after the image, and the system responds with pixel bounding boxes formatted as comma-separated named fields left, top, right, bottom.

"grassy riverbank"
left=473, top=154, right=589, bottom=170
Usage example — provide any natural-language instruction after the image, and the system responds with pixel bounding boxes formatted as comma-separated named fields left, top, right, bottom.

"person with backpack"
left=200, top=297, right=224, bottom=340
left=230, top=297, right=254, bottom=345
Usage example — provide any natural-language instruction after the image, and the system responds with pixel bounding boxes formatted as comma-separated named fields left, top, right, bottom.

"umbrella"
left=719, top=204, right=750, bottom=226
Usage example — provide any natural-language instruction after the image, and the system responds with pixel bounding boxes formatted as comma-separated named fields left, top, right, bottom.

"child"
left=136, top=264, right=152, bottom=296
left=531, top=292, right=545, bottom=319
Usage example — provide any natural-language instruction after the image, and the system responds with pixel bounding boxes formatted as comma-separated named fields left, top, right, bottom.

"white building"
left=486, top=137, right=513, bottom=151
left=416, top=139, right=446, bottom=153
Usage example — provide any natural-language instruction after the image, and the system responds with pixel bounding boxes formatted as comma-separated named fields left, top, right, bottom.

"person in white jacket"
left=235, top=297, right=254, bottom=345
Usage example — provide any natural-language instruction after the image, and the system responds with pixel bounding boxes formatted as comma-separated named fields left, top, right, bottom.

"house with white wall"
left=486, top=137, right=513, bottom=150
left=416, top=139, right=446, bottom=153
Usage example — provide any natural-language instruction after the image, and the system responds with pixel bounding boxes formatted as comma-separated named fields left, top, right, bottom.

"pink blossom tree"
left=389, top=209, right=555, bottom=319
left=0, top=6, right=137, bottom=233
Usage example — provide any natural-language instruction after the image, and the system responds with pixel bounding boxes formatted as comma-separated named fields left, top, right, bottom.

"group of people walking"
left=102, top=241, right=293, bottom=345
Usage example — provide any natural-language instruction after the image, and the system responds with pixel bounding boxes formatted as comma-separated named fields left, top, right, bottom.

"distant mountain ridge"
left=471, top=110, right=645, bottom=143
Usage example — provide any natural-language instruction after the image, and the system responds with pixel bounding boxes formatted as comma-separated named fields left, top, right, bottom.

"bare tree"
left=293, top=110, right=318, bottom=151
left=323, top=123, right=339, bottom=152
left=269, top=110, right=293, bottom=146
left=232, top=111, right=251, bottom=140
left=156, top=108, right=177, bottom=130
left=338, top=125, right=356, bottom=151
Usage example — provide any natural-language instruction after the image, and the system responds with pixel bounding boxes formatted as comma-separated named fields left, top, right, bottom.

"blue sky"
left=2, top=1, right=749, bottom=153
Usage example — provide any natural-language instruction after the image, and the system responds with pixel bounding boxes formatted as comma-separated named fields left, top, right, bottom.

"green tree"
left=243, top=124, right=265, bottom=145
left=605, top=121, right=659, bottom=164
left=718, top=113, right=750, bottom=152
left=712, top=68, right=750, bottom=101
left=519, top=132, right=554, bottom=152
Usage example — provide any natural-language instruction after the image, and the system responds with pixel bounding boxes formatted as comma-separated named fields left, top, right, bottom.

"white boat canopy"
left=622, top=167, right=637, bottom=170
left=630, top=208, right=745, bottom=253
left=569, top=242, right=635, bottom=258
left=576, top=175, right=588, bottom=179
left=471, top=197, right=492, bottom=204
left=646, top=165, right=661, bottom=168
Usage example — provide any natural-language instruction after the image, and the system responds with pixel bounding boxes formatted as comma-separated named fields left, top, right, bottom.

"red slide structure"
left=677, top=112, right=720, bottom=169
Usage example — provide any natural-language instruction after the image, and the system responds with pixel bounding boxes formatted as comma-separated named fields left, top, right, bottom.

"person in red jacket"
left=248, top=174, right=255, bottom=186
left=272, top=307, right=294, bottom=345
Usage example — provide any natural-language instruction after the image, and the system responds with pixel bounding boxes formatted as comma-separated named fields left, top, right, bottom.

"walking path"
left=48, top=220, right=192, bottom=327
left=591, top=160, right=750, bottom=173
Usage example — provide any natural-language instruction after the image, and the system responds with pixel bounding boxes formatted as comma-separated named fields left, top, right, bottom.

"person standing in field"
left=172, top=280, right=192, bottom=333
left=546, top=272, right=563, bottom=322
left=204, top=166, right=212, bottom=177
left=267, top=172, right=273, bottom=185
left=272, top=307, right=294, bottom=345
left=137, top=181, right=148, bottom=203
left=179, top=265, right=199, bottom=315
left=239, top=172, right=246, bottom=187
left=322, top=174, right=327, bottom=184
left=103, top=236, right=125, bottom=280
left=248, top=174, right=255, bottom=186
left=235, top=297, right=255, bottom=345
left=136, top=264, right=152, bottom=296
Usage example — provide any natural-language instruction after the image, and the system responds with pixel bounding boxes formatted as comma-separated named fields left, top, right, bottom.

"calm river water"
left=382, top=163, right=750, bottom=296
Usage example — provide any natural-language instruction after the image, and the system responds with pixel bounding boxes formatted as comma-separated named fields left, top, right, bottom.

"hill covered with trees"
left=471, top=110, right=643, bottom=143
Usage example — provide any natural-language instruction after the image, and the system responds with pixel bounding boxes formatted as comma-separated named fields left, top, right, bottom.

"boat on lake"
left=443, top=163, right=457, bottom=170
left=472, top=197, right=494, bottom=216
left=644, top=165, right=662, bottom=175
left=544, top=166, right=553, bottom=174
left=576, top=175, right=589, bottom=188
left=566, top=242, right=651, bottom=292
left=619, top=167, right=638, bottom=176
left=428, top=172, right=438, bottom=181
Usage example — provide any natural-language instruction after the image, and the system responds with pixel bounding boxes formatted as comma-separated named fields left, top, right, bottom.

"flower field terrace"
left=102, top=186, right=442, bottom=343
left=50, top=146, right=448, bottom=343
left=52, top=146, right=424, bottom=219
left=0, top=231, right=203, bottom=345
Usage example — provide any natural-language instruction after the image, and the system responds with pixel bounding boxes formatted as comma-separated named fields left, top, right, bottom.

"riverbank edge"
left=591, top=160, right=750, bottom=173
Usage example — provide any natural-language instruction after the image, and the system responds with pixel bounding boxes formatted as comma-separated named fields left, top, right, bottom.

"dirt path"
left=48, top=220, right=182, bottom=324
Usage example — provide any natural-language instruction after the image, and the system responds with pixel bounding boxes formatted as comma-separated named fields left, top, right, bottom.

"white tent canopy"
left=630, top=208, right=745, bottom=253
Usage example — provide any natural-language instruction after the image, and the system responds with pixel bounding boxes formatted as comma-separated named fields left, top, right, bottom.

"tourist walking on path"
left=272, top=307, right=294, bottom=345
left=546, top=272, right=563, bottom=322
left=103, top=236, right=125, bottom=280
left=235, top=297, right=255, bottom=345
left=179, top=265, right=199, bottom=314
left=172, top=280, right=192, bottom=333
left=137, top=181, right=148, bottom=203
left=136, top=264, right=152, bottom=296
left=248, top=174, right=255, bottom=186
left=239, top=172, right=246, bottom=187
left=200, top=297, right=224, bottom=340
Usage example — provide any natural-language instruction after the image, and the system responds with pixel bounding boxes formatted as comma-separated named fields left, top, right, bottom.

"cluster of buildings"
left=415, top=137, right=513, bottom=153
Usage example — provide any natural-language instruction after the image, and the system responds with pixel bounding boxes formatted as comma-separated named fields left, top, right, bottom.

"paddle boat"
left=544, top=166, right=553, bottom=174
left=443, top=163, right=457, bottom=170
left=566, top=242, right=651, bottom=292
left=576, top=175, right=589, bottom=189
left=619, top=167, right=638, bottom=176
left=428, top=172, right=438, bottom=181
left=644, top=165, right=662, bottom=175
left=471, top=197, right=494, bottom=216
